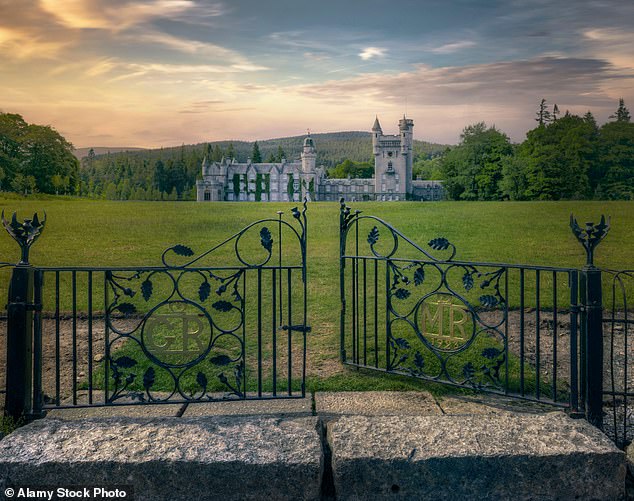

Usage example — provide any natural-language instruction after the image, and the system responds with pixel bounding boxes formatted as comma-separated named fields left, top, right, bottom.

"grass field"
left=0, top=197, right=632, bottom=397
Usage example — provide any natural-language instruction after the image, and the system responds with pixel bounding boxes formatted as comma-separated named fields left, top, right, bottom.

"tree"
left=328, top=159, right=373, bottom=179
left=552, top=104, right=560, bottom=121
left=211, top=144, right=223, bottom=162
left=251, top=141, right=262, bottom=163
left=226, top=142, right=235, bottom=160
left=535, top=99, right=552, bottom=126
left=276, top=145, right=286, bottom=162
left=51, top=174, right=63, bottom=195
left=609, top=98, right=631, bottom=123
left=439, top=122, right=513, bottom=200
left=518, top=113, right=597, bottom=199
left=595, top=119, right=634, bottom=198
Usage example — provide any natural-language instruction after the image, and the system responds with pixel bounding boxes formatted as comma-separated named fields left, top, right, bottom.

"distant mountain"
left=74, top=146, right=146, bottom=160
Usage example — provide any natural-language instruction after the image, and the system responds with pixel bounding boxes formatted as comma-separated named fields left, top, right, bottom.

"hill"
left=88, top=132, right=450, bottom=166
left=73, top=147, right=146, bottom=160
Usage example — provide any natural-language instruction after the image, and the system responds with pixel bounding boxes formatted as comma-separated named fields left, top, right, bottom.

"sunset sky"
left=1, top=0, right=633, bottom=148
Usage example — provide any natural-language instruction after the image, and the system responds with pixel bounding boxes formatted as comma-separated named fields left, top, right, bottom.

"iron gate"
left=2, top=203, right=308, bottom=417
left=339, top=200, right=610, bottom=424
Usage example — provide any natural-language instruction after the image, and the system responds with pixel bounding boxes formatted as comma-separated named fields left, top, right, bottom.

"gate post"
left=570, top=215, right=609, bottom=428
left=2, top=211, right=46, bottom=421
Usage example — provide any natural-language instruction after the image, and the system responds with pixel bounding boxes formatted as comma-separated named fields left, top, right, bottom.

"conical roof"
left=372, top=116, right=382, bottom=131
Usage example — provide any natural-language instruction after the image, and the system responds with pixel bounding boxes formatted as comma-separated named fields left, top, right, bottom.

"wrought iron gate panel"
left=12, top=203, right=308, bottom=411
left=601, top=269, right=634, bottom=447
left=340, top=200, right=580, bottom=408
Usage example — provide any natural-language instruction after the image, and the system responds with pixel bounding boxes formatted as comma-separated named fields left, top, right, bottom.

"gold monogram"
left=421, top=297, right=470, bottom=349
left=145, top=307, right=207, bottom=356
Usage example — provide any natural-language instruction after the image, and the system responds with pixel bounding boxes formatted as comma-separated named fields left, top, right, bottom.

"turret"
left=399, top=115, right=414, bottom=154
left=372, top=116, right=382, bottom=155
left=301, top=133, right=316, bottom=173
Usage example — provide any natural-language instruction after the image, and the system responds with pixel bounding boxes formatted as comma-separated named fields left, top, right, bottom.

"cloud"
left=429, top=40, right=476, bottom=54
left=359, top=47, right=386, bottom=60
left=295, top=56, right=628, bottom=107
left=38, top=0, right=204, bottom=30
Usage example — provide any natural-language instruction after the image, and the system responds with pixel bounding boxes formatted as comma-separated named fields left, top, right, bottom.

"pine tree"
left=251, top=141, right=262, bottom=163
left=609, top=98, right=631, bottom=123
left=276, top=145, right=286, bottom=162
left=552, top=104, right=560, bottom=121
left=226, top=142, right=235, bottom=160
left=535, top=99, right=551, bottom=125
left=211, top=144, right=223, bottom=162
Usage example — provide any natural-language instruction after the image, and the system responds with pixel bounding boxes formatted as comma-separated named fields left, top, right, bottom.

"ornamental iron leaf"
left=463, top=362, right=476, bottom=381
left=113, top=356, right=137, bottom=369
left=367, top=226, right=380, bottom=246
left=115, top=302, right=137, bottom=315
left=482, top=347, right=501, bottom=360
left=394, top=337, right=411, bottom=350
left=428, top=237, right=450, bottom=251
left=141, top=279, right=153, bottom=301
left=394, top=288, right=411, bottom=300
left=479, top=295, right=499, bottom=309
left=172, top=244, right=194, bottom=257
left=414, top=351, right=425, bottom=370
left=260, top=227, right=273, bottom=252
left=463, top=272, right=474, bottom=291
left=199, top=281, right=211, bottom=302
left=212, top=300, right=233, bottom=312
left=210, top=354, right=232, bottom=366
left=196, top=371, right=208, bottom=391
left=413, top=267, right=425, bottom=286
left=216, top=283, right=227, bottom=295
left=143, top=367, right=155, bottom=391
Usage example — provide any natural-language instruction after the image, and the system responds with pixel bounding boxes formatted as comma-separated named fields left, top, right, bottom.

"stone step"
left=327, top=412, right=626, bottom=500
left=0, top=416, right=323, bottom=501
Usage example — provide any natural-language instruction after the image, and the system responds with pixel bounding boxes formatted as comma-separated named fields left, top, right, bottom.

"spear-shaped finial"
left=1, top=210, right=47, bottom=265
left=570, top=214, right=610, bottom=267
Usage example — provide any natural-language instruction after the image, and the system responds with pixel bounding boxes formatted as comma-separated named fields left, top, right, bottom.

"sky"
left=1, top=0, right=633, bottom=148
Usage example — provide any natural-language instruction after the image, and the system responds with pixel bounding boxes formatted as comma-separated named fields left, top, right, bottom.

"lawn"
left=0, top=197, right=632, bottom=398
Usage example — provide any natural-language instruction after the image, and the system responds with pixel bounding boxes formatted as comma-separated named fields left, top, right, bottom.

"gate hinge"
left=279, top=324, right=312, bottom=333
left=6, top=302, right=42, bottom=312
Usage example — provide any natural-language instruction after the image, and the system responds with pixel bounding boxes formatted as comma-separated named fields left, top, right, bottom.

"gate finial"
left=1, top=210, right=46, bottom=265
left=570, top=214, right=610, bottom=267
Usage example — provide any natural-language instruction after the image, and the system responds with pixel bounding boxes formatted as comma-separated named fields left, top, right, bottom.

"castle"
left=196, top=117, right=443, bottom=202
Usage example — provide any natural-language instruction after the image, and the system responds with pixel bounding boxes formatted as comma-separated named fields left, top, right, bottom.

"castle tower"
left=373, top=116, right=413, bottom=200
left=301, top=133, right=317, bottom=201
left=301, top=133, right=316, bottom=173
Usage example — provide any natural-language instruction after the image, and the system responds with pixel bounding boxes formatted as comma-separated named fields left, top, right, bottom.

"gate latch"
left=280, top=324, right=312, bottom=333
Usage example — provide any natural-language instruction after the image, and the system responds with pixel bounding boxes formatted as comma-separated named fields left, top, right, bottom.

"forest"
left=0, top=98, right=632, bottom=201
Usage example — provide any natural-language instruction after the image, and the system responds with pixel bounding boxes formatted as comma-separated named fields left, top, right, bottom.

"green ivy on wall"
left=255, top=173, right=262, bottom=201
left=287, top=175, right=294, bottom=201
left=309, top=178, right=315, bottom=199
left=232, top=174, right=240, bottom=198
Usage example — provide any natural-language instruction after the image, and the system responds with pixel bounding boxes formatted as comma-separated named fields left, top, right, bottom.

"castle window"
left=387, top=161, right=393, bottom=172
left=387, top=151, right=393, bottom=157
left=204, top=192, right=211, bottom=201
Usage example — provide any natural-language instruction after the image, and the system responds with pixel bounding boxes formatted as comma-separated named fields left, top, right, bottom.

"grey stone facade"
left=196, top=118, right=444, bottom=202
